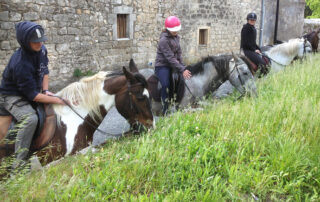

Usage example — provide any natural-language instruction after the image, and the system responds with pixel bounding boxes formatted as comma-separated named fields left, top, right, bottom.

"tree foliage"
left=305, top=0, right=320, bottom=18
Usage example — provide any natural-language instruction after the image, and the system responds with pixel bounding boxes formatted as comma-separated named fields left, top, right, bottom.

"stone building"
left=0, top=0, right=305, bottom=89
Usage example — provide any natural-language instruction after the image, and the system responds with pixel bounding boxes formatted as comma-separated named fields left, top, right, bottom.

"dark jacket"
left=0, top=21, right=49, bottom=101
left=155, top=30, right=185, bottom=73
left=241, top=23, right=260, bottom=52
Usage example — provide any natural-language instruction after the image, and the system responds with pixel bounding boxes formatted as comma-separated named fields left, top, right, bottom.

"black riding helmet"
left=247, top=12, right=257, bottom=20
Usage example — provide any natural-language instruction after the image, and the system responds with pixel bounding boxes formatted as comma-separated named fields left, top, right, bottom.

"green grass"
left=1, top=56, right=320, bottom=201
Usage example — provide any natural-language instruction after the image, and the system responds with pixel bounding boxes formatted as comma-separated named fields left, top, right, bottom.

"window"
left=199, top=29, right=208, bottom=45
left=117, top=14, right=128, bottom=38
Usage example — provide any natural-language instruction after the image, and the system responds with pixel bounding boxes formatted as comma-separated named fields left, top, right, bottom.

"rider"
left=155, top=16, right=192, bottom=115
left=240, top=12, right=268, bottom=75
left=0, top=21, right=66, bottom=172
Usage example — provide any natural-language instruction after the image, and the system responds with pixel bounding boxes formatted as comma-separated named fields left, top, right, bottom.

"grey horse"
left=135, top=53, right=257, bottom=114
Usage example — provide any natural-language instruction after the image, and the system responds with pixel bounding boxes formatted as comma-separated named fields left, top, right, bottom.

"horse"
left=303, top=28, right=320, bottom=53
left=136, top=53, right=257, bottom=115
left=0, top=59, right=154, bottom=174
left=262, top=38, right=312, bottom=71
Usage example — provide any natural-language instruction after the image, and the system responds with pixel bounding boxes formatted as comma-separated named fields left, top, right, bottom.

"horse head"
left=300, top=37, right=312, bottom=57
left=228, top=52, right=257, bottom=97
left=109, top=59, right=154, bottom=131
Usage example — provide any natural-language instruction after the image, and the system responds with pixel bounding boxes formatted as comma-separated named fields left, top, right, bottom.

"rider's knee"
left=26, top=113, right=38, bottom=126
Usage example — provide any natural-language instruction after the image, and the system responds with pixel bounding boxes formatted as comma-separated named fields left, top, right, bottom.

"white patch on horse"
left=143, top=88, right=149, bottom=97
left=60, top=106, right=89, bottom=155
left=98, top=82, right=115, bottom=111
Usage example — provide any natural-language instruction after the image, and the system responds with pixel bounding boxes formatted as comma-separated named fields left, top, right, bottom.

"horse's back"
left=139, top=68, right=154, bottom=79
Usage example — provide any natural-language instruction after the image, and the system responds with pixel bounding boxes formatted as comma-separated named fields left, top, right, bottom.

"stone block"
left=9, top=12, right=22, bottom=22
left=1, top=41, right=11, bottom=50
left=56, top=44, right=71, bottom=54
left=23, top=12, right=40, bottom=21
left=35, top=0, right=46, bottom=4
left=112, top=0, right=122, bottom=4
left=0, top=22, right=14, bottom=30
left=0, top=30, right=7, bottom=41
left=67, top=27, right=81, bottom=35
left=0, top=11, right=9, bottom=21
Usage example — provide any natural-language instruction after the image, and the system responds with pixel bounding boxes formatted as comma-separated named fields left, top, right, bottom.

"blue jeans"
left=155, top=66, right=171, bottom=114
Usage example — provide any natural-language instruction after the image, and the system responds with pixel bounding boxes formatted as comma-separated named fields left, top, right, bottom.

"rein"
left=229, top=63, right=246, bottom=100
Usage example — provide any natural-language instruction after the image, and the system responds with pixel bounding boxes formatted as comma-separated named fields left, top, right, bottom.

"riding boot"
left=258, top=64, right=269, bottom=77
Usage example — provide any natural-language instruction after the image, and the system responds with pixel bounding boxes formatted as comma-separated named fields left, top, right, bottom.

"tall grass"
left=1, top=56, right=320, bottom=201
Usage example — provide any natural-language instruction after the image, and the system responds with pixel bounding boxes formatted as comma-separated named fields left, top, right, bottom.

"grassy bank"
left=1, top=56, right=320, bottom=201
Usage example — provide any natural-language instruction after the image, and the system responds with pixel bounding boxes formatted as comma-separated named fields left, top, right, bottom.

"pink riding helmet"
left=165, top=16, right=181, bottom=32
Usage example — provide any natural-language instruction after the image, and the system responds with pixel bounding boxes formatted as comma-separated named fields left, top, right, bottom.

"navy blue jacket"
left=0, top=21, right=49, bottom=101
left=240, top=23, right=261, bottom=52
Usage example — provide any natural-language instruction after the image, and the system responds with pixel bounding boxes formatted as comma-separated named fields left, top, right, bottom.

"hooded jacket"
left=240, top=23, right=260, bottom=52
left=0, top=21, right=49, bottom=101
left=155, top=30, right=185, bottom=73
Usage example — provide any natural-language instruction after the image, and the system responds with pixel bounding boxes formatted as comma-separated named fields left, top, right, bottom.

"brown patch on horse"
left=35, top=121, right=67, bottom=165
left=71, top=105, right=107, bottom=155
left=304, top=28, right=320, bottom=52
left=31, top=104, right=57, bottom=151
left=0, top=116, right=12, bottom=142
left=104, top=76, right=127, bottom=94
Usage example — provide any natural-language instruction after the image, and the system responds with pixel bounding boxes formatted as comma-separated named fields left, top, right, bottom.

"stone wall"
left=0, top=0, right=303, bottom=90
left=263, top=0, right=305, bottom=45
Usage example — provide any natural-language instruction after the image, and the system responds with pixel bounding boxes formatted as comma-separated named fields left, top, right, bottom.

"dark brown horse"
left=0, top=59, right=154, bottom=173
left=303, top=28, right=320, bottom=53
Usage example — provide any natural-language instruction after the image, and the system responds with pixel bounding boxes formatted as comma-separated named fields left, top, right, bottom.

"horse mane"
left=267, top=38, right=302, bottom=56
left=53, top=71, right=111, bottom=121
left=186, top=55, right=232, bottom=78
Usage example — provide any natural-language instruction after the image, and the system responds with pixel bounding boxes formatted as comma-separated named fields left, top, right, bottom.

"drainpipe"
left=274, top=0, right=280, bottom=44
left=259, top=0, right=265, bottom=47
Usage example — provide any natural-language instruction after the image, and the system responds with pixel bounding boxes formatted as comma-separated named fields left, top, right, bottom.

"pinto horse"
left=0, top=60, right=154, bottom=171
left=262, top=38, right=312, bottom=71
left=138, top=53, right=257, bottom=115
left=303, top=28, right=320, bottom=53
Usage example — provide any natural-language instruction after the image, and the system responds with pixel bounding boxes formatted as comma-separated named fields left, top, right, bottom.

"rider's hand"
left=44, top=90, right=55, bottom=96
left=183, top=69, right=192, bottom=80
left=255, top=49, right=261, bottom=54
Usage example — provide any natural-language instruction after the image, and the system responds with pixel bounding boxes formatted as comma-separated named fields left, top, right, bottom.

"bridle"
left=228, top=62, right=246, bottom=100
left=53, top=81, right=147, bottom=136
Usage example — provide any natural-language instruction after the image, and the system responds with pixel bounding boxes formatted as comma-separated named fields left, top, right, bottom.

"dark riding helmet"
left=247, top=12, right=257, bottom=21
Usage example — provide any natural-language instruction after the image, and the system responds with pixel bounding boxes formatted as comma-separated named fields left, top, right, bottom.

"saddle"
left=147, top=71, right=185, bottom=103
left=0, top=104, right=57, bottom=151
left=242, top=54, right=270, bottom=75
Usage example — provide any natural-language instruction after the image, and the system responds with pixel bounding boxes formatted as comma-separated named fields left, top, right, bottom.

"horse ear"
left=123, top=66, right=135, bottom=81
left=129, top=58, right=138, bottom=73
left=232, top=51, right=240, bottom=62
